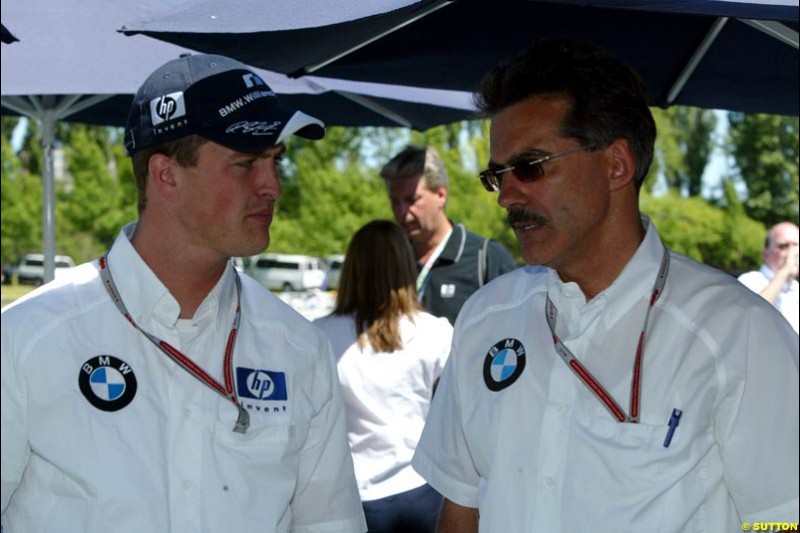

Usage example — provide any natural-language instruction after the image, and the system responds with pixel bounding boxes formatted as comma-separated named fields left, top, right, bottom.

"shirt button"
left=555, top=404, right=566, bottom=416
left=544, top=477, right=556, bottom=489
left=183, top=480, right=193, bottom=491
left=183, top=408, right=192, bottom=419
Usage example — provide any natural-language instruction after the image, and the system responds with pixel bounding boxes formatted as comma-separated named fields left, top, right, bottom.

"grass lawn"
left=1, top=283, right=35, bottom=308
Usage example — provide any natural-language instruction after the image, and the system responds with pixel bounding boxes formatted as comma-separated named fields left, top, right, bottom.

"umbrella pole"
left=293, top=0, right=455, bottom=77
left=41, top=111, right=56, bottom=284
left=667, top=17, right=728, bottom=105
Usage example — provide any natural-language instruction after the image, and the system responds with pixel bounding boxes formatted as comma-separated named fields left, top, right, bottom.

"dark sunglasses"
left=775, top=242, right=798, bottom=250
left=479, top=144, right=596, bottom=192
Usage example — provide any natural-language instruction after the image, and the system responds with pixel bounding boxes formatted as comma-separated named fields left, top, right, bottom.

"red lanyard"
left=99, top=255, right=249, bottom=433
left=545, top=247, right=670, bottom=423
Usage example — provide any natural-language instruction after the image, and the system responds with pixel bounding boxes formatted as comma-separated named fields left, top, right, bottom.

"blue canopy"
left=1, top=23, right=18, bottom=44
left=122, top=0, right=800, bottom=116
left=2, top=0, right=477, bottom=282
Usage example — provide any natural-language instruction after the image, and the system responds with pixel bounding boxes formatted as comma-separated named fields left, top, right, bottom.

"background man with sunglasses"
left=381, top=145, right=517, bottom=325
left=738, top=221, right=799, bottom=333
left=412, top=39, right=799, bottom=532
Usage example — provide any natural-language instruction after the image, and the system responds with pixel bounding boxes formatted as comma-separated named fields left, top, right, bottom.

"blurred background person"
left=315, top=220, right=452, bottom=533
left=381, top=145, right=517, bottom=325
left=739, top=221, right=799, bottom=333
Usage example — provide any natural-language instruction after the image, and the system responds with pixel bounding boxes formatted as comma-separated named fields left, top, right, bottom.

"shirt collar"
left=106, top=222, right=237, bottom=328
left=438, top=221, right=465, bottom=263
left=547, top=216, right=666, bottom=330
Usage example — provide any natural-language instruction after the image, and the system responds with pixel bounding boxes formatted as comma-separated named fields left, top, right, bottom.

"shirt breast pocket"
left=578, top=416, right=671, bottom=481
left=214, top=421, right=294, bottom=453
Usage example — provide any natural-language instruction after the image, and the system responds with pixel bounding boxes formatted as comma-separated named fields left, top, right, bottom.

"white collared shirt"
left=314, top=312, right=452, bottom=501
left=413, top=219, right=799, bottom=532
left=738, top=265, right=799, bottom=333
left=1, top=223, right=366, bottom=533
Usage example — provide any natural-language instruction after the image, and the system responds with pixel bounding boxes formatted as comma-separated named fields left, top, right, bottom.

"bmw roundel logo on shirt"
left=78, top=355, right=137, bottom=411
left=483, top=338, right=526, bottom=391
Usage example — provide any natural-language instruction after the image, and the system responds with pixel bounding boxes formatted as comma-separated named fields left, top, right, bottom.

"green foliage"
left=726, top=113, right=799, bottom=227
left=647, top=107, right=717, bottom=196
left=267, top=122, right=521, bottom=259
left=641, top=187, right=763, bottom=274
left=668, top=107, right=717, bottom=196
left=1, top=110, right=789, bottom=276
left=1, top=121, right=136, bottom=266
left=19, top=119, right=44, bottom=176
left=57, top=125, right=136, bottom=255
left=1, top=123, right=43, bottom=265
left=269, top=127, right=394, bottom=256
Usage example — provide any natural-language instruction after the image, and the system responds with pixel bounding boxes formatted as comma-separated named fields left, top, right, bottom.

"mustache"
left=507, top=208, right=548, bottom=227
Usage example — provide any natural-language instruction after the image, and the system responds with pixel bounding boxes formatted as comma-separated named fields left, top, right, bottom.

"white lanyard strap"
left=99, top=255, right=250, bottom=433
left=545, top=246, right=670, bottom=423
left=417, top=227, right=453, bottom=301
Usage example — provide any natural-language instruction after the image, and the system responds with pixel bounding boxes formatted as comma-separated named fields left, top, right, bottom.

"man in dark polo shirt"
left=381, top=145, right=517, bottom=325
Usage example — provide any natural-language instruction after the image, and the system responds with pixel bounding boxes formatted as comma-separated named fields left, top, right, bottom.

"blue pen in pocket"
left=663, top=408, right=682, bottom=448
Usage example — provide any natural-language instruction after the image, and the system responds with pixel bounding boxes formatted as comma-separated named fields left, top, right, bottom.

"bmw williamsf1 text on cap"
left=124, top=54, right=325, bottom=155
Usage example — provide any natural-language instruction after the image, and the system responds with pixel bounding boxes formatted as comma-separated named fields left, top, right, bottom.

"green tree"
left=56, top=125, right=137, bottom=262
left=666, top=107, right=717, bottom=196
left=270, top=127, right=395, bottom=257
left=1, top=118, right=43, bottom=265
left=645, top=107, right=717, bottom=197
left=18, top=118, right=44, bottom=177
left=726, top=112, right=799, bottom=226
left=1, top=121, right=138, bottom=266
left=641, top=188, right=763, bottom=274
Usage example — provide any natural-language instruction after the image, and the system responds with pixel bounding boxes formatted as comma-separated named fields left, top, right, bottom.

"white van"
left=15, top=253, right=76, bottom=285
left=324, top=254, right=346, bottom=290
left=246, top=253, right=326, bottom=292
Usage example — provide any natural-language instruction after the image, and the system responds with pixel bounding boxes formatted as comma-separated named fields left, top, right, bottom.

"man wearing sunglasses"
left=381, top=145, right=517, bottom=325
left=738, top=221, right=799, bottom=333
left=412, top=39, right=799, bottom=532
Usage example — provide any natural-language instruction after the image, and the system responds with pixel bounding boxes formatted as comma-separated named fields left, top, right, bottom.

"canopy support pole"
left=41, top=108, right=56, bottom=283
left=337, top=91, right=412, bottom=128
left=667, top=17, right=728, bottom=106
left=295, top=0, right=454, bottom=77
left=1, top=93, right=115, bottom=282
left=742, top=19, right=799, bottom=49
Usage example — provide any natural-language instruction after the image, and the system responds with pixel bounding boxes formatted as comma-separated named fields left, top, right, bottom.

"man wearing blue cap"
left=1, top=54, right=366, bottom=533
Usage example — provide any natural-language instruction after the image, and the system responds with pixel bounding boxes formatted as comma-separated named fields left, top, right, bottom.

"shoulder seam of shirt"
left=456, top=276, right=545, bottom=333
left=11, top=286, right=109, bottom=369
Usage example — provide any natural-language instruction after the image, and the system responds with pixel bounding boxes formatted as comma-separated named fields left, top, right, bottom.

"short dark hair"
left=130, top=134, right=207, bottom=214
left=475, top=39, right=656, bottom=189
left=380, top=145, right=449, bottom=192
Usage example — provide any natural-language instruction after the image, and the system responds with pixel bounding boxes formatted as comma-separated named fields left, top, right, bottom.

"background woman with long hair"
left=315, top=220, right=453, bottom=533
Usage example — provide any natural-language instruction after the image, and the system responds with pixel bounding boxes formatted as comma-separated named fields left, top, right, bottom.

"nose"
left=497, top=172, right=527, bottom=209
left=255, top=159, right=281, bottom=199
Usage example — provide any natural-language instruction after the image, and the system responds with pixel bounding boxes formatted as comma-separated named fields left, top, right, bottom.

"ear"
left=147, top=153, right=179, bottom=202
left=605, top=138, right=637, bottom=192
left=435, top=186, right=448, bottom=208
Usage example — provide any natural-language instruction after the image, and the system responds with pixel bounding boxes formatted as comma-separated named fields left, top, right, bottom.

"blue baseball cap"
left=124, top=54, right=324, bottom=155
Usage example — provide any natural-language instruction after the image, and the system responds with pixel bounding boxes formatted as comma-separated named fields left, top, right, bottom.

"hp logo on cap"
left=150, top=92, right=186, bottom=126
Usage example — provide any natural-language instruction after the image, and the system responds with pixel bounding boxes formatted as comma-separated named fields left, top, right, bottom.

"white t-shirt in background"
left=315, top=311, right=452, bottom=501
